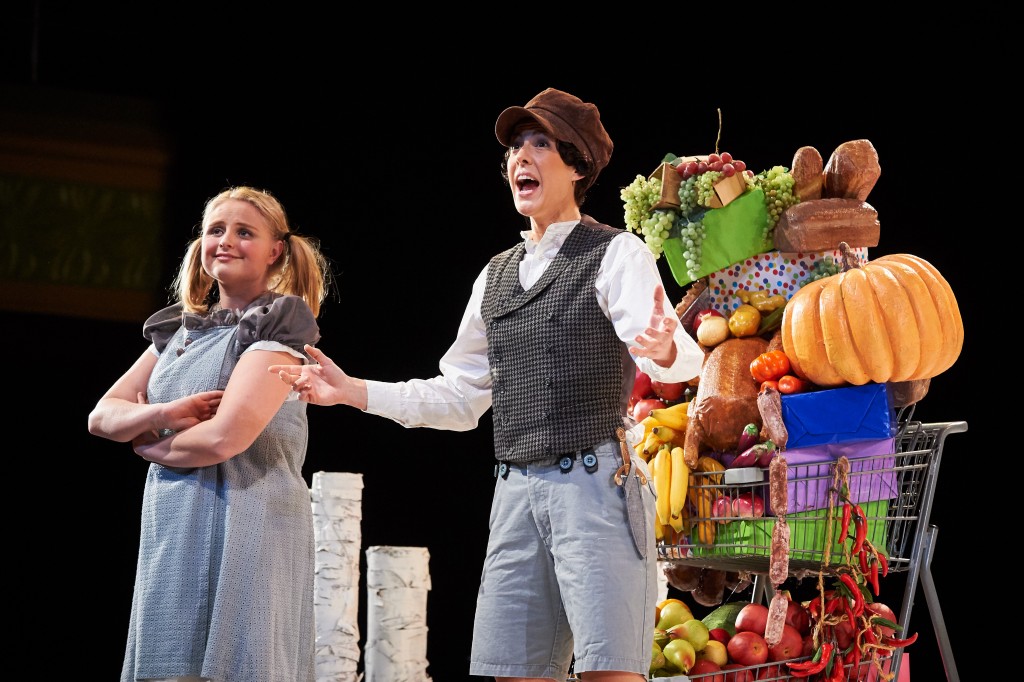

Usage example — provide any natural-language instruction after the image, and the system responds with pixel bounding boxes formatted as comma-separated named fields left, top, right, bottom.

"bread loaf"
left=773, top=198, right=879, bottom=252
left=823, top=139, right=880, bottom=201
left=791, top=145, right=823, bottom=201
left=889, top=378, right=931, bottom=407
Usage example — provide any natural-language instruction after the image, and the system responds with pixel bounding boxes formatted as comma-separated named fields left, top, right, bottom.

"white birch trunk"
left=310, top=471, right=365, bottom=682
left=364, top=545, right=432, bottom=682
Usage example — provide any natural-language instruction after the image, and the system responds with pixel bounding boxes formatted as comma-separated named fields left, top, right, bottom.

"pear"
left=666, top=618, right=710, bottom=652
left=662, top=637, right=696, bottom=673
left=649, top=640, right=666, bottom=674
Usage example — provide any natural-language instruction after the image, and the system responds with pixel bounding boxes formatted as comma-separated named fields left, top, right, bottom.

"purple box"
left=768, top=438, right=897, bottom=515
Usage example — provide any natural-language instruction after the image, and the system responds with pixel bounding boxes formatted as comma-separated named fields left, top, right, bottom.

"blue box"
left=781, top=382, right=896, bottom=448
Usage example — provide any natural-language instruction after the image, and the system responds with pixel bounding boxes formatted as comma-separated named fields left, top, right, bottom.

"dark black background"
left=4, top=6, right=972, bottom=681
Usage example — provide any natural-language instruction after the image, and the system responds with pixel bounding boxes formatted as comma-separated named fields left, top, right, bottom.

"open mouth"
left=516, top=175, right=539, bottom=192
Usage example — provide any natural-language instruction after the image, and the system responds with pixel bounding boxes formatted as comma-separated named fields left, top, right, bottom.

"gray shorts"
left=468, top=438, right=657, bottom=678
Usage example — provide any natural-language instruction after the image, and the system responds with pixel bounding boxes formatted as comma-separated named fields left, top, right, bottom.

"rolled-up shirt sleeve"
left=601, top=232, right=705, bottom=383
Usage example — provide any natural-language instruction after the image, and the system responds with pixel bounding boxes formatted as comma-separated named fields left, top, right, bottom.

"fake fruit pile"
left=651, top=592, right=914, bottom=680
left=620, top=152, right=799, bottom=282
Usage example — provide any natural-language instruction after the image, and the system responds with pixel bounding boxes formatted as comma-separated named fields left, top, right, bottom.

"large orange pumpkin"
left=781, top=253, right=963, bottom=387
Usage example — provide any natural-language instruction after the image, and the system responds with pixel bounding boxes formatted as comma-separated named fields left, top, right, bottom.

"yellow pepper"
left=738, top=288, right=786, bottom=312
left=728, top=304, right=761, bottom=337
left=753, top=294, right=786, bottom=313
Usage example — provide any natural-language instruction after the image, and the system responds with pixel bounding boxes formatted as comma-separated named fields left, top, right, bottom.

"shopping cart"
left=657, top=419, right=967, bottom=682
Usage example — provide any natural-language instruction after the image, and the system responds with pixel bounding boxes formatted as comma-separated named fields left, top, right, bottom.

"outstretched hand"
left=268, top=344, right=359, bottom=407
left=628, top=284, right=678, bottom=367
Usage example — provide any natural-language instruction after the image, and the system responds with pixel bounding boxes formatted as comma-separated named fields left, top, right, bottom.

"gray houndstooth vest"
left=482, top=217, right=631, bottom=464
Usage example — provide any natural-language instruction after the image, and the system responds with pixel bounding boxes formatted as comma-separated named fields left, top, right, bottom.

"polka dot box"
left=706, top=247, right=869, bottom=314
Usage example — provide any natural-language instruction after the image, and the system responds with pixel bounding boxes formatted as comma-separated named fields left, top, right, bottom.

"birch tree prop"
left=310, top=471, right=364, bottom=682
left=365, top=545, right=432, bottom=682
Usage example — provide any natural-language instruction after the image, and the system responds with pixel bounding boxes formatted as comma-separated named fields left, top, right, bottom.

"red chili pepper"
left=828, top=648, right=846, bottom=682
left=877, top=550, right=889, bottom=577
left=826, top=596, right=843, bottom=615
left=858, top=547, right=869, bottom=574
left=839, top=572, right=865, bottom=616
left=863, top=626, right=878, bottom=646
left=869, top=559, right=880, bottom=596
left=882, top=632, right=919, bottom=648
left=851, top=504, right=867, bottom=556
left=787, top=641, right=833, bottom=675
left=808, top=596, right=823, bottom=620
left=840, top=502, right=853, bottom=544
left=843, top=600, right=857, bottom=639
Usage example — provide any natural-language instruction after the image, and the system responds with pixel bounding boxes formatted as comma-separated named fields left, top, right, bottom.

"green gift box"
left=662, top=188, right=772, bottom=287
left=694, top=499, right=888, bottom=562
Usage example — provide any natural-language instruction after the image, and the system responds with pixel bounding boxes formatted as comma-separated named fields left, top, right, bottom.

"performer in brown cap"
left=270, top=87, right=703, bottom=680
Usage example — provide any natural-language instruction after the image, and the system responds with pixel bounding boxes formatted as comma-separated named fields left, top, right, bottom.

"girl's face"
left=201, top=198, right=283, bottom=298
left=506, top=127, right=583, bottom=227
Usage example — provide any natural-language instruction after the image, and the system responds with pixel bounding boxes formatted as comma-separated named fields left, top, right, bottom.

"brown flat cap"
left=495, top=88, right=613, bottom=177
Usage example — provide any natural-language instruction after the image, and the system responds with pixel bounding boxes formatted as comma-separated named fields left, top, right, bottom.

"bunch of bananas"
left=633, top=401, right=690, bottom=462
left=651, top=445, right=689, bottom=540
left=649, top=442, right=726, bottom=547
left=687, top=456, right=725, bottom=545
left=635, top=401, right=729, bottom=547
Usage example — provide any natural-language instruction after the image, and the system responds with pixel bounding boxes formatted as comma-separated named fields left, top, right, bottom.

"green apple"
left=667, top=618, right=710, bottom=652
left=662, top=637, right=696, bottom=673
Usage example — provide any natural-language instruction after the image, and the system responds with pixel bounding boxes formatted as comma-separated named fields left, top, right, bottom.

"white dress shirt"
left=364, top=220, right=704, bottom=430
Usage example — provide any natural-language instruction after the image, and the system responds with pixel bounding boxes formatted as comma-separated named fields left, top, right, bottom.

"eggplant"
left=736, top=423, right=759, bottom=454
left=756, top=440, right=778, bottom=467
left=730, top=440, right=777, bottom=468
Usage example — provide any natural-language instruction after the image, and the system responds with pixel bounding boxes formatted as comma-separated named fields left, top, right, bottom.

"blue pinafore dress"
left=121, top=293, right=318, bottom=682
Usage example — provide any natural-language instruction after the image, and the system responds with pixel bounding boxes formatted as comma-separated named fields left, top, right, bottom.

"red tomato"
left=778, top=375, right=809, bottom=394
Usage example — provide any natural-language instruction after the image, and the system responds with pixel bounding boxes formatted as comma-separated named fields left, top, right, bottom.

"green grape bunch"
left=679, top=218, right=706, bottom=281
left=621, top=174, right=659, bottom=234
left=621, top=174, right=678, bottom=259
left=639, top=209, right=678, bottom=259
left=799, top=256, right=842, bottom=287
left=677, top=175, right=699, bottom=214
left=754, top=166, right=800, bottom=244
